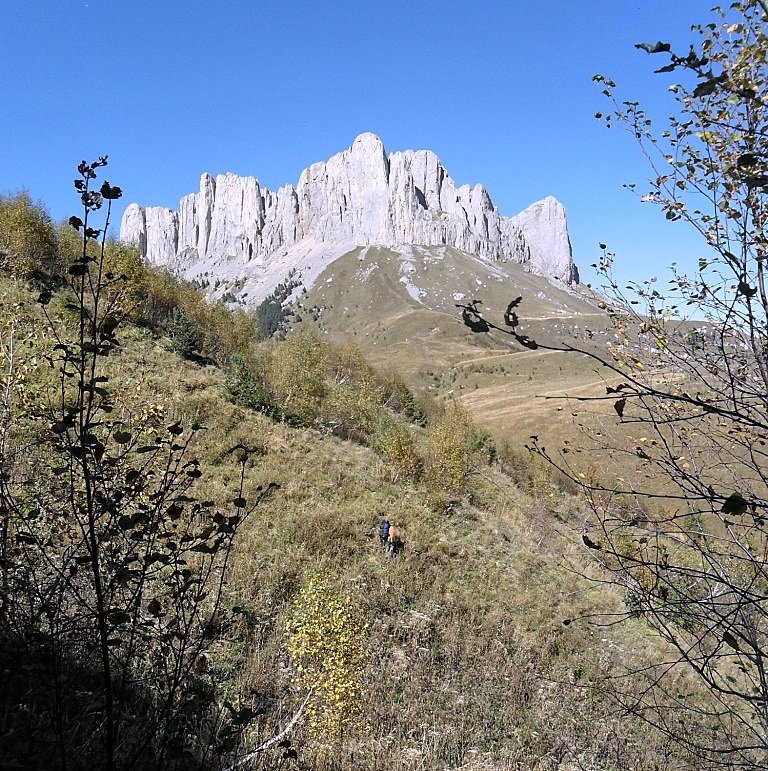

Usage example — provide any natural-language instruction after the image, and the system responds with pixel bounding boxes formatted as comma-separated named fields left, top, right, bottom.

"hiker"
left=387, top=521, right=405, bottom=557
left=378, top=518, right=390, bottom=547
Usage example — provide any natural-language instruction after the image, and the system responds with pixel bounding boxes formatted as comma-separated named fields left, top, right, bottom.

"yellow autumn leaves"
left=284, top=572, right=368, bottom=743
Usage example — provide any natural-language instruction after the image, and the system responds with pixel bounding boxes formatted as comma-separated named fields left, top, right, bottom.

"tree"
left=254, top=273, right=299, bottom=341
left=58, top=223, right=146, bottom=323
left=461, top=3, right=768, bottom=766
left=224, top=353, right=270, bottom=411
left=267, top=327, right=327, bottom=425
left=165, top=305, right=198, bottom=358
left=320, top=377, right=385, bottom=442
left=371, top=415, right=422, bottom=483
left=0, top=191, right=57, bottom=280
left=422, top=402, right=476, bottom=507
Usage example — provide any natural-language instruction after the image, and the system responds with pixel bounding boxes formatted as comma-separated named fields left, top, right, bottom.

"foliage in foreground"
left=463, top=3, right=768, bottom=767
left=284, top=572, right=368, bottom=742
left=0, top=160, right=268, bottom=770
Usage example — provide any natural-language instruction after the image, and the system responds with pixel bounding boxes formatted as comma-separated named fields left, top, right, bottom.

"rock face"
left=508, top=196, right=579, bottom=285
left=121, top=133, right=578, bottom=302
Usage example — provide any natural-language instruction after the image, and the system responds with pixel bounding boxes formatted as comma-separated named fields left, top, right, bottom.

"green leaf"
left=721, top=493, right=748, bottom=517
left=582, top=534, right=602, bottom=550
left=100, top=181, right=123, bottom=200
left=230, top=705, right=261, bottom=725
left=107, top=609, right=131, bottom=626
left=461, top=307, right=489, bottom=333
left=145, top=552, right=170, bottom=565
left=693, top=74, right=727, bottom=98
left=191, top=542, right=218, bottom=554
left=635, top=41, right=671, bottom=54
left=737, top=281, right=757, bottom=298
left=737, top=153, right=760, bottom=168
left=147, top=598, right=162, bottom=617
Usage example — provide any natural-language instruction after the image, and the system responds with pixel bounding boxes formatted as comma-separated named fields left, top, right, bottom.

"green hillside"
left=289, top=245, right=634, bottom=474
left=0, top=274, right=693, bottom=770
left=0, top=185, right=710, bottom=770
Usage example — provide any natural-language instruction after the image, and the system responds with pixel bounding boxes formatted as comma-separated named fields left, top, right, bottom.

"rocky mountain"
left=120, top=134, right=578, bottom=304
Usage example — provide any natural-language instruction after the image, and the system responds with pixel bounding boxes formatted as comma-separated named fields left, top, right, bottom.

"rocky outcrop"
left=508, top=196, right=578, bottom=285
left=121, top=133, right=578, bottom=301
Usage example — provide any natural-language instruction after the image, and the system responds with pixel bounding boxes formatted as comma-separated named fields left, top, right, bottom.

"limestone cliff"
left=121, top=133, right=578, bottom=302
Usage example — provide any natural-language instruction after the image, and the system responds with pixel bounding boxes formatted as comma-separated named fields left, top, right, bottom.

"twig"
left=223, top=690, right=312, bottom=771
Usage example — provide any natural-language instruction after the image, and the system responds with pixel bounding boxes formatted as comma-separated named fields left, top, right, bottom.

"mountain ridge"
left=120, top=134, right=578, bottom=304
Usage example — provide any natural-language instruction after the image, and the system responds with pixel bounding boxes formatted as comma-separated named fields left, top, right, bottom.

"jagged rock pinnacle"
left=121, top=134, right=578, bottom=297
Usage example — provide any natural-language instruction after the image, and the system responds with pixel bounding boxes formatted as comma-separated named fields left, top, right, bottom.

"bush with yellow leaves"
left=0, top=192, right=57, bottom=280
left=284, top=572, right=368, bottom=744
left=371, top=415, right=422, bottom=482
left=422, top=401, right=476, bottom=503
left=321, top=377, right=385, bottom=442
left=267, top=328, right=327, bottom=424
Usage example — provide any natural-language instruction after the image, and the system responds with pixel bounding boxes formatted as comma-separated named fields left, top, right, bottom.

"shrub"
left=165, top=305, right=198, bottom=357
left=266, top=328, right=327, bottom=425
left=422, top=402, right=475, bottom=503
left=320, top=378, right=385, bottom=442
left=371, top=415, right=422, bottom=482
left=381, top=372, right=428, bottom=425
left=472, top=428, right=497, bottom=464
left=0, top=191, right=57, bottom=280
left=224, top=353, right=271, bottom=411
left=0, top=158, right=260, bottom=769
left=255, top=273, right=299, bottom=340
left=325, top=341, right=375, bottom=386
left=284, top=572, right=368, bottom=745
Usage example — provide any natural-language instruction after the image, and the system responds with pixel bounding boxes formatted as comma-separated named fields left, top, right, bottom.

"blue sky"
left=1, top=0, right=720, bottom=286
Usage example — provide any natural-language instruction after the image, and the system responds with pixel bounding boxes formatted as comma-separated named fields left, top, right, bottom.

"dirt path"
left=453, top=349, right=563, bottom=367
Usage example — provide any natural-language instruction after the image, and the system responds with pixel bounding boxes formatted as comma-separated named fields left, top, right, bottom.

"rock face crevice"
left=121, top=133, right=578, bottom=296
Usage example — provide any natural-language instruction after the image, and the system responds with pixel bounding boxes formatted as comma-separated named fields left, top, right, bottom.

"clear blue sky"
left=1, top=0, right=720, bottom=286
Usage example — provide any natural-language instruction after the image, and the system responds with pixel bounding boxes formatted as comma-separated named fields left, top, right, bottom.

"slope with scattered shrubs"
left=0, top=185, right=710, bottom=770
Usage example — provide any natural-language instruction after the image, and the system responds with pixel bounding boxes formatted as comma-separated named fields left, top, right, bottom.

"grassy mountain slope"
left=290, top=245, right=629, bottom=468
left=0, top=269, right=703, bottom=770
left=103, top=343, right=692, bottom=771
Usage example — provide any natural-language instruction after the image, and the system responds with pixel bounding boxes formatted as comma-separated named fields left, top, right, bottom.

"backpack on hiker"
left=379, top=519, right=390, bottom=546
